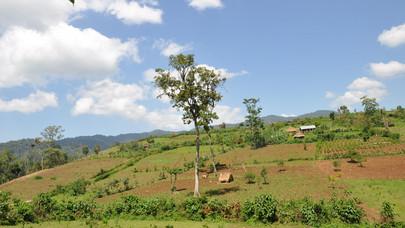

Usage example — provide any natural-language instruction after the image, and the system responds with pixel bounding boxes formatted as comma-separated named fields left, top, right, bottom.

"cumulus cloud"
left=153, top=39, right=193, bottom=57
left=378, top=23, right=405, bottom=47
left=107, top=0, right=163, bottom=25
left=143, top=68, right=158, bottom=82
left=71, top=79, right=148, bottom=120
left=0, top=23, right=140, bottom=88
left=197, top=64, right=248, bottom=79
left=347, top=77, right=385, bottom=90
left=370, top=61, right=405, bottom=78
left=0, top=0, right=73, bottom=32
left=0, top=90, right=58, bottom=113
left=213, top=105, right=244, bottom=125
left=187, top=0, right=223, bottom=11
left=325, top=91, right=336, bottom=98
left=146, top=108, right=184, bottom=129
left=330, top=77, right=387, bottom=108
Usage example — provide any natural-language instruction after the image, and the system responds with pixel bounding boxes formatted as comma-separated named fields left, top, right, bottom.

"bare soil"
left=316, top=155, right=405, bottom=179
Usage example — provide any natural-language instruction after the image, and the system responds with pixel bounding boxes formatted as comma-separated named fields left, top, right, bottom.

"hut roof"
left=286, top=127, right=298, bottom=132
left=293, top=131, right=305, bottom=138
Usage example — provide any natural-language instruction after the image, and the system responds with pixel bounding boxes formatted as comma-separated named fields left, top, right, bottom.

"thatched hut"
left=286, top=127, right=298, bottom=133
left=219, top=172, right=234, bottom=183
left=293, top=131, right=305, bottom=139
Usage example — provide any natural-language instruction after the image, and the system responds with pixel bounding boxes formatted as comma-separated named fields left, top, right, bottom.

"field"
left=1, top=116, right=405, bottom=226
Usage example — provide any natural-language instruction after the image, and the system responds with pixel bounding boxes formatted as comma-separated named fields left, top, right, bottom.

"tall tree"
left=243, top=98, right=265, bottom=149
left=154, top=54, right=225, bottom=197
left=39, top=126, right=65, bottom=170
left=82, top=145, right=89, bottom=156
left=93, top=144, right=101, bottom=155
left=361, top=96, right=379, bottom=126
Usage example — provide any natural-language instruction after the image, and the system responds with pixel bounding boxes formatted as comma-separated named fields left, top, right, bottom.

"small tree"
left=82, top=145, right=89, bottom=156
left=245, top=170, right=256, bottom=184
left=166, top=167, right=183, bottom=192
left=277, top=160, right=285, bottom=171
left=333, top=160, right=341, bottom=171
left=260, top=167, right=268, bottom=184
left=93, top=144, right=101, bottom=155
left=243, top=98, right=265, bottom=149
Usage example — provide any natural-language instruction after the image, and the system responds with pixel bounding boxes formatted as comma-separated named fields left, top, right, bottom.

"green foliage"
left=66, top=177, right=91, bottom=196
left=243, top=98, right=266, bottom=149
left=381, top=201, right=395, bottom=223
left=242, top=194, right=278, bottom=223
left=244, top=170, right=256, bottom=184
left=183, top=196, right=208, bottom=221
left=81, top=145, right=89, bottom=156
left=333, top=160, right=341, bottom=170
left=41, top=148, right=68, bottom=169
left=260, top=167, right=268, bottom=184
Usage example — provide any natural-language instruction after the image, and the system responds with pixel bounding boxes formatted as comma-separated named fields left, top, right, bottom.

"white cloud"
left=153, top=39, right=193, bottom=57
left=213, top=105, right=244, bottom=125
left=143, top=68, right=158, bottom=82
left=0, top=0, right=73, bottom=32
left=347, top=77, right=385, bottom=90
left=197, top=64, right=248, bottom=79
left=146, top=108, right=184, bottom=129
left=0, top=90, right=58, bottom=113
left=281, top=114, right=297, bottom=118
left=107, top=0, right=163, bottom=25
left=71, top=79, right=148, bottom=120
left=325, top=91, right=336, bottom=98
left=187, top=0, right=223, bottom=11
left=330, top=77, right=387, bottom=108
left=378, top=24, right=405, bottom=47
left=370, top=61, right=405, bottom=78
left=0, top=23, right=140, bottom=88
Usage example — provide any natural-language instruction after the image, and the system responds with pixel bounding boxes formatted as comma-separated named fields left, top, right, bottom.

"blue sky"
left=0, top=0, right=405, bottom=143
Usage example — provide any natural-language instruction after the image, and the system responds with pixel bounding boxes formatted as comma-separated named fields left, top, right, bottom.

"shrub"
left=333, top=160, right=341, bottom=171
left=183, top=196, right=208, bottom=221
left=66, top=177, right=91, bottom=196
left=253, top=194, right=278, bottom=223
left=380, top=201, right=395, bottom=223
left=244, top=170, right=256, bottom=184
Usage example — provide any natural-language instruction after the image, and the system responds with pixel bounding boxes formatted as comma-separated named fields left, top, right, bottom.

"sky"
left=1, top=0, right=405, bottom=142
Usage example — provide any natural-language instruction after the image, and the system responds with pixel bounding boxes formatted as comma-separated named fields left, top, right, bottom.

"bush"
left=66, top=177, right=91, bottom=196
left=253, top=194, right=278, bottom=223
left=244, top=170, right=256, bottom=184
left=183, top=196, right=208, bottom=221
left=381, top=201, right=395, bottom=223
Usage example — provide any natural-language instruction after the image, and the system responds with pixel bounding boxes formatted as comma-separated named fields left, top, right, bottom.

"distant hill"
left=0, top=130, right=173, bottom=158
left=0, top=110, right=334, bottom=157
left=261, top=110, right=334, bottom=124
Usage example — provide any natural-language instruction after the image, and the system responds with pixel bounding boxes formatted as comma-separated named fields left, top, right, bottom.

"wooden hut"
left=293, top=131, right=305, bottom=139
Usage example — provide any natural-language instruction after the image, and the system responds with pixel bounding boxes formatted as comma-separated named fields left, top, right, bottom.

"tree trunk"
left=194, top=124, right=200, bottom=197
left=208, top=133, right=218, bottom=177
left=41, top=155, right=44, bottom=170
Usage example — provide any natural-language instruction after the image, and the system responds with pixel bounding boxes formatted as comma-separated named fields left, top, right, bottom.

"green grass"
left=340, top=179, right=405, bottom=221
left=9, top=219, right=307, bottom=227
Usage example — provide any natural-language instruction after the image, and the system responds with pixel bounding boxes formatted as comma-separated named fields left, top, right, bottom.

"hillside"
left=1, top=109, right=404, bottom=227
left=0, top=110, right=333, bottom=158
left=0, top=129, right=173, bottom=158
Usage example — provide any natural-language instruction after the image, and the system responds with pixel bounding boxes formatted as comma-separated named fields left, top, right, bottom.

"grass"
left=9, top=219, right=307, bottom=227
left=340, top=179, right=405, bottom=221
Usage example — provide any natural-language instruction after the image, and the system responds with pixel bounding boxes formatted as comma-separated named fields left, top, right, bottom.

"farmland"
left=1, top=110, right=405, bottom=227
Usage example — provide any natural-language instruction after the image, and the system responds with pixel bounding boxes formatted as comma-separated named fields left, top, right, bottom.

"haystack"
left=286, top=127, right=298, bottom=133
left=293, top=131, right=305, bottom=139
left=219, top=172, right=233, bottom=183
